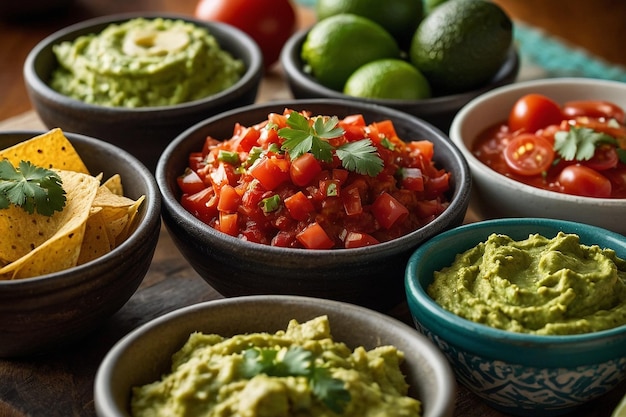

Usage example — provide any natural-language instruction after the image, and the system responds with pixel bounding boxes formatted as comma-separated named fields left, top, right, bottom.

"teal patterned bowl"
left=405, top=218, right=626, bottom=416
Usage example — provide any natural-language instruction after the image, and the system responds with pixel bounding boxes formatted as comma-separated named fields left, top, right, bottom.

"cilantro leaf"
left=278, top=111, right=384, bottom=176
left=238, top=346, right=351, bottom=413
left=0, top=160, right=66, bottom=216
left=336, top=139, right=384, bottom=176
left=554, top=126, right=617, bottom=161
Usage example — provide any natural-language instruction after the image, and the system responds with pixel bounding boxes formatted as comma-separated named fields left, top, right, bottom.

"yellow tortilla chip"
left=0, top=171, right=100, bottom=279
left=0, top=130, right=145, bottom=280
left=0, top=128, right=89, bottom=174
left=77, top=207, right=113, bottom=265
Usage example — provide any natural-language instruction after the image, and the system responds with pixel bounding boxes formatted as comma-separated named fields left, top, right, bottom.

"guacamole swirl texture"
left=131, top=315, right=421, bottom=417
left=428, top=232, right=626, bottom=335
left=50, top=18, right=244, bottom=107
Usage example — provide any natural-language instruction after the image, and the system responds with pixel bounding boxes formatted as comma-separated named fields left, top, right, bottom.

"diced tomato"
left=409, top=140, right=434, bottom=160
left=188, top=152, right=205, bottom=172
left=218, top=212, right=239, bottom=236
left=425, top=172, right=450, bottom=196
left=217, top=184, right=241, bottom=213
left=232, top=125, right=261, bottom=152
left=180, top=187, right=218, bottom=224
left=250, top=157, right=290, bottom=190
left=344, top=232, right=379, bottom=248
left=177, top=168, right=206, bottom=195
left=284, top=191, right=314, bottom=221
left=400, top=168, right=424, bottom=191
left=371, top=120, right=397, bottom=141
left=341, top=184, right=363, bottom=216
left=332, top=169, right=349, bottom=183
left=296, top=222, right=335, bottom=249
left=371, top=192, right=409, bottom=229
left=290, top=153, right=322, bottom=186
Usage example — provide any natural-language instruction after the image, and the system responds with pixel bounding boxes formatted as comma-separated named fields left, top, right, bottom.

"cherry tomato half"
left=563, top=100, right=625, bottom=123
left=194, top=0, right=297, bottom=69
left=582, top=145, right=619, bottom=171
left=508, top=94, right=563, bottom=133
left=503, top=133, right=555, bottom=176
left=558, top=165, right=612, bottom=198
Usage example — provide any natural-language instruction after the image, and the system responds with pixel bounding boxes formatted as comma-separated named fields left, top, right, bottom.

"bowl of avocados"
left=281, top=0, right=520, bottom=132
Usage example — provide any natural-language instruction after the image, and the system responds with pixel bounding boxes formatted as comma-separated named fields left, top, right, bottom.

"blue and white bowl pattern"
left=413, top=321, right=626, bottom=417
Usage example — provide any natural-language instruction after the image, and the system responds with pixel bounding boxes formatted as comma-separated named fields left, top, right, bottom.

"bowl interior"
left=95, top=296, right=456, bottom=417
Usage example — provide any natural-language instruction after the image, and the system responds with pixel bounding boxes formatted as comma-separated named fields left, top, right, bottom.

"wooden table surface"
left=1, top=1, right=625, bottom=416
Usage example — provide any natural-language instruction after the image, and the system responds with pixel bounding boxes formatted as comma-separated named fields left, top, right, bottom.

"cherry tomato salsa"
left=473, top=94, right=626, bottom=198
left=177, top=109, right=452, bottom=249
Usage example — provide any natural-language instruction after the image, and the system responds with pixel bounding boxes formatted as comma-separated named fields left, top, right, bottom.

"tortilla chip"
left=0, top=130, right=145, bottom=280
left=0, top=128, right=89, bottom=174
left=77, top=207, right=113, bottom=265
left=0, top=171, right=100, bottom=279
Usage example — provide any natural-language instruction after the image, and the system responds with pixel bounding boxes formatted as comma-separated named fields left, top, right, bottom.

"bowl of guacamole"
left=405, top=217, right=626, bottom=416
left=94, top=295, right=457, bottom=417
left=24, top=13, right=263, bottom=171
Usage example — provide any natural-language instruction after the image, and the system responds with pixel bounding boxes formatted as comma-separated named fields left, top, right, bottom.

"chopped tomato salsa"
left=178, top=109, right=451, bottom=249
left=473, top=95, right=626, bottom=199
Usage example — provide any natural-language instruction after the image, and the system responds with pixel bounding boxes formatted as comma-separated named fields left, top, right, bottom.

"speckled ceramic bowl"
left=0, top=131, right=161, bottom=358
left=23, top=12, right=263, bottom=171
left=280, top=29, right=520, bottom=132
left=94, top=295, right=457, bottom=417
left=156, top=99, right=471, bottom=312
left=405, top=217, right=626, bottom=416
left=449, top=77, right=626, bottom=235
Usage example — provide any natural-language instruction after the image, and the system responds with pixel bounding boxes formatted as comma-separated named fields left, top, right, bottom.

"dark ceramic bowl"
left=156, top=99, right=471, bottom=312
left=0, top=131, right=161, bottom=358
left=280, top=29, right=520, bottom=132
left=405, top=218, right=626, bottom=416
left=23, top=12, right=263, bottom=171
left=95, top=295, right=456, bottom=417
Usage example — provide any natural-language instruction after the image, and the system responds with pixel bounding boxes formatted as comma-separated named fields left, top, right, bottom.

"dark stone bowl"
left=280, top=29, right=520, bottom=133
left=156, top=99, right=471, bottom=312
left=94, top=295, right=457, bottom=417
left=23, top=12, right=264, bottom=172
left=0, top=131, right=161, bottom=358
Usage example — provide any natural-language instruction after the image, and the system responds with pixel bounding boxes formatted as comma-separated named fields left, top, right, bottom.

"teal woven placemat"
left=294, top=0, right=626, bottom=83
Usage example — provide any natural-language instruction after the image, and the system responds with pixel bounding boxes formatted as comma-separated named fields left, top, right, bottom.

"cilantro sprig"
left=554, top=125, right=625, bottom=162
left=239, top=346, right=351, bottom=413
left=0, top=160, right=66, bottom=216
left=278, top=111, right=384, bottom=176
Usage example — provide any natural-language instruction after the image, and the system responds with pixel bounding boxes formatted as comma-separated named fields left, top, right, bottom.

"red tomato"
left=296, top=222, right=335, bottom=249
left=284, top=191, right=314, bottom=221
left=344, top=232, right=379, bottom=249
left=563, top=100, right=625, bottom=123
left=290, top=153, right=322, bottom=186
left=558, top=165, right=612, bottom=198
left=503, top=133, right=555, bottom=176
left=371, top=192, right=409, bottom=229
left=177, top=168, right=206, bottom=195
left=508, top=94, right=563, bottom=133
left=194, top=0, right=297, bottom=69
left=582, top=145, right=619, bottom=171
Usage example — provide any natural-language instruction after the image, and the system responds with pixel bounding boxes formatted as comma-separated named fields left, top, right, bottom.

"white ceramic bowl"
left=94, top=295, right=456, bottom=417
left=449, top=77, right=626, bottom=235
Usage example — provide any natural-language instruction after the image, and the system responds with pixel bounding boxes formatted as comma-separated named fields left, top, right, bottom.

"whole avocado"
left=409, top=0, right=513, bottom=94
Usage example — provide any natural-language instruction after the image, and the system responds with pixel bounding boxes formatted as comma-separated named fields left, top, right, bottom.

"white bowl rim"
left=449, top=77, right=626, bottom=207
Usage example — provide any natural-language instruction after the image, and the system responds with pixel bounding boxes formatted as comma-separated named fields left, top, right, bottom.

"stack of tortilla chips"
left=0, top=129, right=145, bottom=280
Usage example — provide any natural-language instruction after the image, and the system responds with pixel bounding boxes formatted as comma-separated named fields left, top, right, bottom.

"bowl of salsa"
left=156, top=99, right=471, bottom=311
left=449, top=77, right=626, bottom=235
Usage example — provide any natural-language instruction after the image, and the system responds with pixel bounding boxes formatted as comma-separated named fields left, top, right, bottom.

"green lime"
left=409, top=0, right=513, bottom=94
left=343, top=59, right=431, bottom=100
left=613, top=394, right=626, bottom=417
left=423, top=0, right=448, bottom=14
left=301, top=13, right=400, bottom=91
left=315, top=0, right=423, bottom=47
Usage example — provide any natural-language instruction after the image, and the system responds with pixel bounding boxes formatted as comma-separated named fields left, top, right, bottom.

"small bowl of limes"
left=281, top=0, right=520, bottom=132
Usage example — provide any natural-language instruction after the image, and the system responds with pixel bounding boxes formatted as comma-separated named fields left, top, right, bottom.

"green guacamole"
left=131, top=315, right=421, bottom=417
left=428, top=232, right=626, bottom=335
left=50, top=18, right=244, bottom=107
